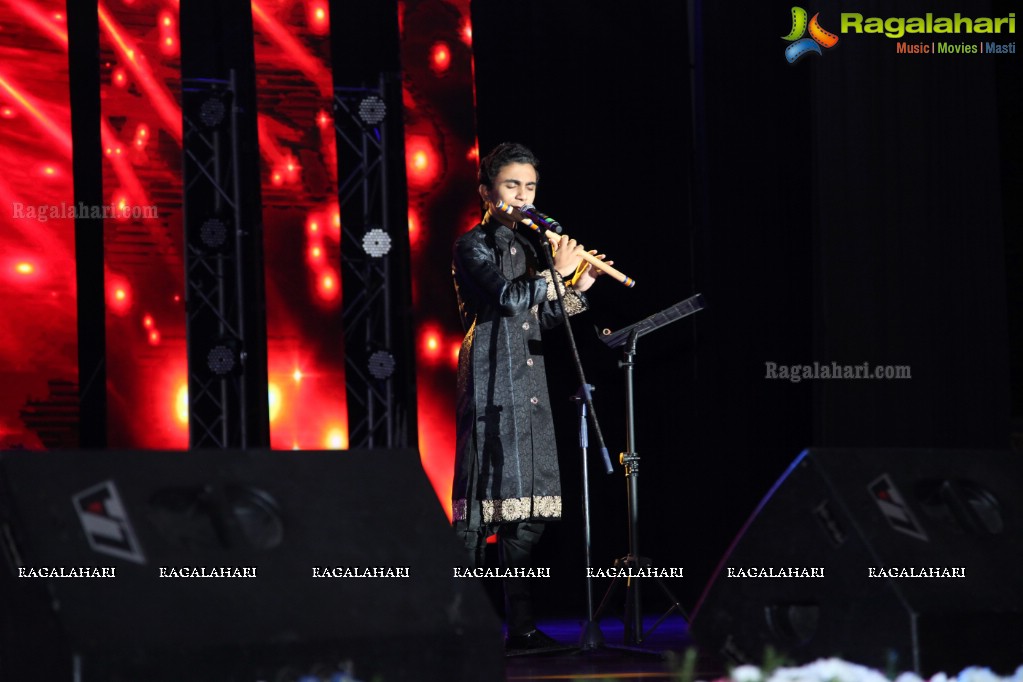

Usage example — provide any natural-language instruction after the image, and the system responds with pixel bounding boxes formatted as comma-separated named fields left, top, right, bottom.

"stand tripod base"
left=579, top=619, right=605, bottom=651
left=595, top=555, right=689, bottom=646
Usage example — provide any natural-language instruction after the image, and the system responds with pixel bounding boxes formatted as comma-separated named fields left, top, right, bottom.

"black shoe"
left=505, top=628, right=560, bottom=651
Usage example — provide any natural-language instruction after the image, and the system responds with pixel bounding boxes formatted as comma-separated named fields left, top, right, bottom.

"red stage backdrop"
left=251, top=0, right=348, bottom=452
left=400, top=0, right=479, bottom=518
left=0, top=0, right=477, bottom=517
left=0, top=0, right=79, bottom=450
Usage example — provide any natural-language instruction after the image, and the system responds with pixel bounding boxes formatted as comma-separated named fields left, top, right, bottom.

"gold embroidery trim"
left=452, top=495, right=563, bottom=523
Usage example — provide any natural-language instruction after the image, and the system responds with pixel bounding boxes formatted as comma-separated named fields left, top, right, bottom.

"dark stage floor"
left=503, top=615, right=723, bottom=682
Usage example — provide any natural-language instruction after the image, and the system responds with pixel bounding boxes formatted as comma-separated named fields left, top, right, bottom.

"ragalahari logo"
left=783, top=7, right=840, bottom=63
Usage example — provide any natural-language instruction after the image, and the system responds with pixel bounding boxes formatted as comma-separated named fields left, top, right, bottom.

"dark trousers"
left=454, top=518, right=545, bottom=636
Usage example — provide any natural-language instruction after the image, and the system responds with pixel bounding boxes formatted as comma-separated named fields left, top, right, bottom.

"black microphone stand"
left=571, top=383, right=605, bottom=651
left=521, top=220, right=614, bottom=478
left=592, top=294, right=706, bottom=645
left=516, top=220, right=617, bottom=654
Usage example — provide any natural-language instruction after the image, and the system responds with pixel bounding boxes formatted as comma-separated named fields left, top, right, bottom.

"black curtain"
left=470, top=0, right=1017, bottom=616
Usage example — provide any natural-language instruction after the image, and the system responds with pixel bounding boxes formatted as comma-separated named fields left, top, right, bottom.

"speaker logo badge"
left=868, top=474, right=929, bottom=542
left=72, top=481, right=147, bottom=564
left=812, top=500, right=847, bottom=547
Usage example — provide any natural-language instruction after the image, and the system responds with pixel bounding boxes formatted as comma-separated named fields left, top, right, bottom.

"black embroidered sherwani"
left=451, top=217, right=587, bottom=527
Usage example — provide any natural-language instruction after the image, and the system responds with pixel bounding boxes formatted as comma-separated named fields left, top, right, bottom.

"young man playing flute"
left=451, top=141, right=610, bottom=651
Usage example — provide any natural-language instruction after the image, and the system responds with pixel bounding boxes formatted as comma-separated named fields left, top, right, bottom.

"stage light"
left=142, top=314, right=154, bottom=328
left=451, top=342, right=461, bottom=366
left=460, top=19, right=473, bottom=46
left=368, top=350, right=396, bottom=380
left=408, top=209, right=420, bottom=245
left=282, top=155, right=301, bottom=183
left=41, top=166, right=57, bottom=177
left=268, top=382, right=282, bottom=422
left=160, top=36, right=176, bottom=56
left=148, top=330, right=160, bottom=345
left=112, top=192, right=130, bottom=220
left=362, top=228, right=392, bottom=258
left=207, top=344, right=237, bottom=375
left=175, top=384, right=189, bottom=425
left=325, top=427, right=347, bottom=450
left=308, top=1, right=329, bottom=34
left=199, top=217, right=228, bottom=250
left=198, top=91, right=228, bottom=129
left=358, top=95, right=386, bottom=126
left=316, top=270, right=339, bottom=302
left=430, top=41, right=451, bottom=73
left=293, top=369, right=303, bottom=383
left=134, top=124, right=149, bottom=150
left=405, top=135, right=440, bottom=187
left=107, top=275, right=132, bottom=314
left=309, top=245, right=322, bottom=260
left=15, top=262, right=35, bottom=276
left=316, top=109, right=331, bottom=129
left=423, top=332, right=441, bottom=361
left=1, top=107, right=14, bottom=118
left=173, top=381, right=288, bottom=433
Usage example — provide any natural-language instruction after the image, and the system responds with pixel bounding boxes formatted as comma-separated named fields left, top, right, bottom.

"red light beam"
left=7, top=0, right=69, bottom=47
left=98, top=2, right=183, bottom=141
left=0, top=73, right=73, bottom=158
left=251, top=0, right=332, bottom=97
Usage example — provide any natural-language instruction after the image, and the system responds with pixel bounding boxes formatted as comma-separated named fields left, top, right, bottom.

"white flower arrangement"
left=698, top=659, right=1023, bottom=682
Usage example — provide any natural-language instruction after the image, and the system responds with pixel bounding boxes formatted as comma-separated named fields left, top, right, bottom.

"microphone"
left=493, top=200, right=563, bottom=234
left=519, top=204, right=563, bottom=234
left=493, top=198, right=636, bottom=288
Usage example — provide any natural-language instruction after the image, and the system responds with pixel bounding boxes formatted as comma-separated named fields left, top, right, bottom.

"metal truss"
left=182, top=75, right=266, bottom=449
left=334, top=82, right=405, bottom=448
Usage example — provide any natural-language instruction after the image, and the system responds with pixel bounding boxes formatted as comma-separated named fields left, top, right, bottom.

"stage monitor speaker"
left=0, top=449, right=502, bottom=681
left=690, top=448, right=1023, bottom=675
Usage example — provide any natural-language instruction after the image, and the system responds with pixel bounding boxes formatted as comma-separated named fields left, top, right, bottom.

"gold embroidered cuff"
left=563, top=291, right=587, bottom=317
left=541, top=269, right=588, bottom=316
left=542, top=269, right=566, bottom=301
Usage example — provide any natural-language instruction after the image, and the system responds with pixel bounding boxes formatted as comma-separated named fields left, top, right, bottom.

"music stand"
left=592, top=293, right=706, bottom=645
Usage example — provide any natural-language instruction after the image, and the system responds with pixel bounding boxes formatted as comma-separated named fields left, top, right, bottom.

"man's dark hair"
left=477, top=142, right=539, bottom=188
